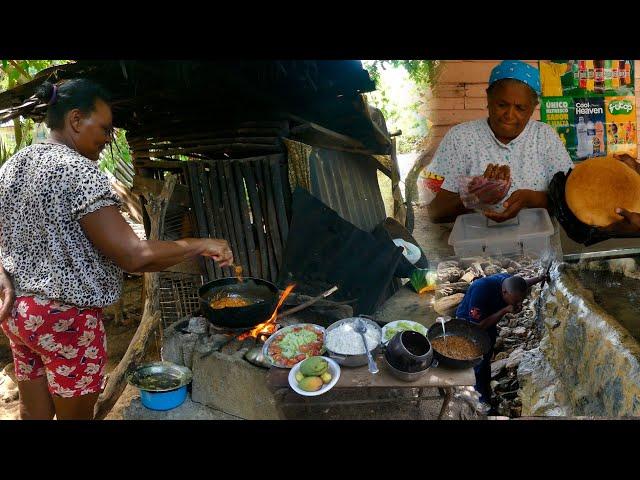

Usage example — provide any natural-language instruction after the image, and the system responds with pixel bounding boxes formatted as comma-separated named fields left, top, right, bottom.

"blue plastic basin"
left=140, top=385, right=187, bottom=411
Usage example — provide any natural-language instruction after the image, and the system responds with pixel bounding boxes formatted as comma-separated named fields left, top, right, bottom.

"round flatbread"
left=565, top=156, right=640, bottom=227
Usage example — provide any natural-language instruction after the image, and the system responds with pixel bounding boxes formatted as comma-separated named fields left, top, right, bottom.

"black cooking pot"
left=199, top=277, right=278, bottom=329
left=385, top=330, right=433, bottom=373
left=427, top=318, right=491, bottom=369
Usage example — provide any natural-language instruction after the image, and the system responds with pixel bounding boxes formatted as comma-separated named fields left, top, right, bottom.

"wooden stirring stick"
left=233, top=264, right=244, bottom=283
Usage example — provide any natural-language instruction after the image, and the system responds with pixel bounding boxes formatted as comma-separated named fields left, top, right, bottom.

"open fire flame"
left=237, top=283, right=296, bottom=341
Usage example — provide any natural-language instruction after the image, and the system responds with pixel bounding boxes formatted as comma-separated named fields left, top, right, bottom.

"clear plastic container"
left=448, top=208, right=554, bottom=258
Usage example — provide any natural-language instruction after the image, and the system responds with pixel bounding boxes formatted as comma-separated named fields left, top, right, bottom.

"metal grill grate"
left=158, top=272, right=205, bottom=329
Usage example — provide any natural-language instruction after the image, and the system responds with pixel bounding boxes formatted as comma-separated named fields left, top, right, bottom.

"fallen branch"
left=277, top=286, right=338, bottom=319
left=93, top=173, right=176, bottom=420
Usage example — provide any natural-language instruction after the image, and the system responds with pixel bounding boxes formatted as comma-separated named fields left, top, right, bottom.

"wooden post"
left=198, top=162, right=223, bottom=279
left=223, top=161, right=250, bottom=275
left=232, top=161, right=258, bottom=277
left=269, top=155, right=289, bottom=245
left=206, top=161, right=233, bottom=278
left=215, top=161, right=241, bottom=277
left=390, top=137, right=407, bottom=227
left=261, top=158, right=283, bottom=272
left=93, top=174, right=177, bottom=420
left=186, top=162, right=215, bottom=281
left=113, top=297, right=127, bottom=326
left=241, top=161, right=268, bottom=279
left=254, top=160, right=277, bottom=282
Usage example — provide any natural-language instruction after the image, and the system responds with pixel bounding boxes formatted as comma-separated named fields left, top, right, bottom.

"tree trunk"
left=390, top=137, right=407, bottom=227
left=93, top=174, right=176, bottom=420
left=404, top=131, right=437, bottom=205
left=12, top=119, right=22, bottom=152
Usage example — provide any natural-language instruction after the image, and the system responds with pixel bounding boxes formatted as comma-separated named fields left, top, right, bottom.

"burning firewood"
left=237, top=284, right=296, bottom=341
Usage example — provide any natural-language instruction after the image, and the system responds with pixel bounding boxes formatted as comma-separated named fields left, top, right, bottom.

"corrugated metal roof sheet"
left=308, top=147, right=387, bottom=233
left=0, top=61, right=390, bottom=154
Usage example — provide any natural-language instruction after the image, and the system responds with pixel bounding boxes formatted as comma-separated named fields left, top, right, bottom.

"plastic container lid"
left=448, top=208, right=554, bottom=256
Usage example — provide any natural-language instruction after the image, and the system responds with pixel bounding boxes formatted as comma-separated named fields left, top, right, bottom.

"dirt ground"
left=0, top=275, right=157, bottom=420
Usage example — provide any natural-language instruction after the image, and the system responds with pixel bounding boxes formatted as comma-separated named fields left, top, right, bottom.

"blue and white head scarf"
left=489, top=60, right=541, bottom=96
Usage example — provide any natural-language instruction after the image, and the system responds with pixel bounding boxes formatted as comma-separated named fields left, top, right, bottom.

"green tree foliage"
left=0, top=60, right=71, bottom=164
left=365, top=60, right=440, bottom=90
left=363, top=60, right=442, bottom=204
left=363, top=60, right=440, bottom=154
left=99, top=128, right=133, bottom=173
left=0, top=60, right=132, bottom=175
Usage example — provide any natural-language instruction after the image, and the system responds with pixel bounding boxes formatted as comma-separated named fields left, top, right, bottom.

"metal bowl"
left=128, top=361, right=193, bottom=392
left=383, top=350, right=431, bottom=382
left=324, top=317, right=382, bottom=367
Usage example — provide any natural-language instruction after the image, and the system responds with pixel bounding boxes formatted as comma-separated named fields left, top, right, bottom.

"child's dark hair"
left=503, top=275, right=528, bottom=295
left=34, top=79, right=112, bottom=130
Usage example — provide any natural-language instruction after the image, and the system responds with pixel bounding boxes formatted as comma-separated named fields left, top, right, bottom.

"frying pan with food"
left=199, top=277, right=278, bottom=329
left=427, top=318, right=491, bottom=369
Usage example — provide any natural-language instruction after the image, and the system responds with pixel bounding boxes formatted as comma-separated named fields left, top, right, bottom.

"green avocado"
left=299, top=356, right=328, bottom=376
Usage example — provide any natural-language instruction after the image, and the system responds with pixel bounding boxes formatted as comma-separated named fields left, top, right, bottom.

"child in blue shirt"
left=455, top=272, right=547, bottom=405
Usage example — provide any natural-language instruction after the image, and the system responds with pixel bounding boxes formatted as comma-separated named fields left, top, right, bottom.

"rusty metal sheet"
left=308, top=147, right=387, bottom=233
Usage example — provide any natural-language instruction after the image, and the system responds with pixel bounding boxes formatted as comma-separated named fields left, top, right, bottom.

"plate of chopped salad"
left=262, top=324, right=326, bottom=368
left=381, top=320, right=428, bottom=345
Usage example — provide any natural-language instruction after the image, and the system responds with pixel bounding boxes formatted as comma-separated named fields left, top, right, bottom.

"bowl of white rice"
left=324, top=317, right=382, bottom=367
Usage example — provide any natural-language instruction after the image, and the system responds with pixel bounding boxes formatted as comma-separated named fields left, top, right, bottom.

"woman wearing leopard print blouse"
left=0, top=79, right=234, bottom=420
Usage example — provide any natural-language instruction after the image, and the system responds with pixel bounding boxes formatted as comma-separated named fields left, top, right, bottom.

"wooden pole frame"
left=93, top=174, right=177, bottom=420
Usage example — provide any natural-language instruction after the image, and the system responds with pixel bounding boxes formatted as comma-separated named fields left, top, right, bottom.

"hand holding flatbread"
left=613, top=153, right=640, bottom=175
left=600, top=208, right=640, bottom=235
left=565, top=156, right=640, bottom=227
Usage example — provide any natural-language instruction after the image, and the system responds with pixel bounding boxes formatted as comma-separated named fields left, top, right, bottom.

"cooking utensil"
left=128, top=361, right=193, bottom=411
left=324, top=316, right=382, bottom=367
left=383, top=350, right=430, bottom=382
left=385, top=330, right=433, bottom=373
left=355, top=318, right=378, bottom=374
left=233, top=264, right=244, bottom=282
left=427, top=318, right=491, bottom=369
left=437, top=317, right=447, bottom=343
left=244, top=346, right=272, bottom=369
left=199, top=277, right=278, bottom=329
left=276, top=285, right=338, bottom=319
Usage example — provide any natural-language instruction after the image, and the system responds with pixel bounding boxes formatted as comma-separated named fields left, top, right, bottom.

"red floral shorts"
left=0, top=296, right=108, bottom=398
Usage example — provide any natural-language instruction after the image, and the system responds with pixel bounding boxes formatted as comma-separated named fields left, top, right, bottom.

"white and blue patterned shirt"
left=428, top=118, right=574, bottom=195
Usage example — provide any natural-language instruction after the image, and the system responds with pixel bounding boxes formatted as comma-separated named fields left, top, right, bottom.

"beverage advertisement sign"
left=539, top=60, right=637, bottom=161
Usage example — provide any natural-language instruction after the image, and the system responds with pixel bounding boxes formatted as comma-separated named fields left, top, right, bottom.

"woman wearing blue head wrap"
left=426, top=60, right=574, bottom=223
